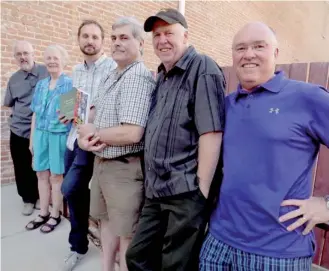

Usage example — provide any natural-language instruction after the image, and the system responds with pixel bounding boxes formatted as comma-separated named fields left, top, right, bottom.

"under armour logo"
left=269, top=108, right=280, bottom=114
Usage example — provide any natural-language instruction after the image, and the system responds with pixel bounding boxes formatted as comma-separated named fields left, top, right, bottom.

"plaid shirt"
left=66, top=54, right=117, bottom=148
left=93, top=61, right=155, bottom=159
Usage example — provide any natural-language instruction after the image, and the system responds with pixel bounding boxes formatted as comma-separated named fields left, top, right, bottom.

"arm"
left=97, top=124, right=144, bottom=146
left=29, top=113, right=36, bottom=154
left=96, top=73, right=153, bottom=145
left=3, top=81, right=14, bottom=107
left=279, top=85, right=329, bottom=234
left=197, top=132, right=223, bottom=198
left=194, top=72, right=226, bottom=198
left=78, top=73, right=154, bottom=151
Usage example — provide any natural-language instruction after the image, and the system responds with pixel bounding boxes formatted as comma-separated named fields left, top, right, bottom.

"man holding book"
left=77, top=17, right=155, bottom=271
left=59, top=20, right=117, bottom=271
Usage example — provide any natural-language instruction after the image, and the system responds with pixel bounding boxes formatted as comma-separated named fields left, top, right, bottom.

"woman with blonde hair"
left=26, top=44, right=72, bottom=233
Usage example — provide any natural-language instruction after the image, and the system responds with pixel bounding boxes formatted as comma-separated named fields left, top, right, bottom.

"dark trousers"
left=61, top=140, right=94, bottom=255
left=9, top=131, right=39, bottom=204
left=126, top=189, right=208, bottom=271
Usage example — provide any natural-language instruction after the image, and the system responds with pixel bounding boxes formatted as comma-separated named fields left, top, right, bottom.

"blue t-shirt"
left=210, top=71, right=329, bottom=258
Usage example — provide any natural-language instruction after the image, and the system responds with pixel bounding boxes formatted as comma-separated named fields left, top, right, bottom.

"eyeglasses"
left=14, top=51, right=32, bottom=58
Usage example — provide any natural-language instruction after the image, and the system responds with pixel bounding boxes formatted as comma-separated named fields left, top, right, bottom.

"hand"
left=198, top=177, right=210, bottom=199
left=279, top=197, right=329, bottom=235
left=77, top=123, right=96, bottom=139
left=78, top=132, right=107, bottom=152
left=57, top=110, right=72, bottom=125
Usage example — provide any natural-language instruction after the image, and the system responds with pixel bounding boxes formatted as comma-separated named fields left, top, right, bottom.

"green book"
left=59, top=87, right=78, bottom=120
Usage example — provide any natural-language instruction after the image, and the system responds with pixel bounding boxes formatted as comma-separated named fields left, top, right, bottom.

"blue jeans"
left=61, top=140, right=94, bottom=255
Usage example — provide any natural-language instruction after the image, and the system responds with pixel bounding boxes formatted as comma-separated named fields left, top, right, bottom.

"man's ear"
left=183, top=30, right=189, bottom=44
left=274, top=47, right=279, bottom=59
left=140, top=39, right=145, bottom=49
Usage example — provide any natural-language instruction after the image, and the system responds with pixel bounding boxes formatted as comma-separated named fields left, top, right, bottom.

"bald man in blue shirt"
left=200, top=22, right=329, bottom=271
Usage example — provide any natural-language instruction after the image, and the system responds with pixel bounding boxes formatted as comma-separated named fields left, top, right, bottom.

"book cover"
left=74, top=89, right=90, bottom=125
left=59, top=87, right=78, bottom=120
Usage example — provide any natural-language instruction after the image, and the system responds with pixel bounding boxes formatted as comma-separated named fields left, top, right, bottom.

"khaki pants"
left=90, top=156, right=144, bottom=237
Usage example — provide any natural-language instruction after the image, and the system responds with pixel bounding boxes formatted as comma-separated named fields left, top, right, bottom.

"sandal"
left=40, top=216, right=61, bottom=234
left=25, top=213, right=50, bottom=231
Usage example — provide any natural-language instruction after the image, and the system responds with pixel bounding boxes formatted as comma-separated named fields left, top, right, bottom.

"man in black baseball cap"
left=126, top=8, right=226, bottom=271
left=144, top=8, right=188, bottom=32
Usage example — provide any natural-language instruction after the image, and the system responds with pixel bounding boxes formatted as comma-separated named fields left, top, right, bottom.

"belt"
left=100, top=151, right=143, bottom=164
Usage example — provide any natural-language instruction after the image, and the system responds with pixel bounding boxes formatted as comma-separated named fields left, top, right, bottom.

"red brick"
left=1, top=1, right=329, bottom=184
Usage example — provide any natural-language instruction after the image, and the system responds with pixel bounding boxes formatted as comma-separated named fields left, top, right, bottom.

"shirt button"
left=148, top=167, right=151, bottom=171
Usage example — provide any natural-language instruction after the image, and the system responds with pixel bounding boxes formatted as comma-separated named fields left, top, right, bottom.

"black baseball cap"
left=144, top=8, right=188, bottom=32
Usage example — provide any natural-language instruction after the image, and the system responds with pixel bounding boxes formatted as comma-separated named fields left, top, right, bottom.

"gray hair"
left=112, top=16, right=145, bottom=55
left=44, top=44, right=69, bottom=67
left=13, top=40, right=34, bottom=54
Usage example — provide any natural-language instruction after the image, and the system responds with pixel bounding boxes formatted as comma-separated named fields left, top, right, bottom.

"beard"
left=20, top=61, right=33, bottom=71
left=80, top=45, right=101, bottom=56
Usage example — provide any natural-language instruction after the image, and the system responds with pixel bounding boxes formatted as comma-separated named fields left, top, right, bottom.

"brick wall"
left=1, top=1, right=329, bottom=184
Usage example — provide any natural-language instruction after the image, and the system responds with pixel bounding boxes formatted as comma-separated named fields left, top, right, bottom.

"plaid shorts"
left=199, top=232, right=313, bottom=271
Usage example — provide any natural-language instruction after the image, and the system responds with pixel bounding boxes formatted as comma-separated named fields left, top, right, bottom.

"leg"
left=199, top=233, right=233, bottom=271
left=25, top=170, right=51, bottom=230
left=61, top=141, right=94, bottom=254
left=100, top=219, right=120, bottom=271
left=9, top=131, right=38, bottom=204
left=119, top=236, right=131, bottom=271
left=37, top=170, right=51, bottom=216
left=39, top=174, right=63, bottom=233
left=48, top=132, right=66, bottom=218
left=161, top=189, right=208, bottom=271
left=50, top=173, right=63, bottom=217
left=90, top=158, right=121, bottom=271
left=96, top=158, right=147, bottom=271
left=126, top=198, right=166, bottom=271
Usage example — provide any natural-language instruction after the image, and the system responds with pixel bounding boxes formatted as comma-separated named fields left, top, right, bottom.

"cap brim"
left=144, top=15, right=178, bottom=32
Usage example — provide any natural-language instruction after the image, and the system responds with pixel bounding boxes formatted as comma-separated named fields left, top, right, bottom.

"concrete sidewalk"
left=1, top=183, right=327, bottom=271
left=1, top=184, right=102, bottom=271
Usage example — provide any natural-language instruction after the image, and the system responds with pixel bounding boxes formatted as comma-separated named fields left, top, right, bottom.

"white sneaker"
left=22, top=203, right=34, bottom=216
left=61, top=251, right=85, bottom=271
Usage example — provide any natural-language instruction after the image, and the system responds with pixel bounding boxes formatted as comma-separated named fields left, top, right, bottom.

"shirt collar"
left=45, top=73, right=66, bottom=88
left=115, top=61, right=140, bottom=78
left=83, top=53, right=108, bottom=69
left=235, top=71, right=286, bottom=100
left=157, top=46, right=197, bottom=74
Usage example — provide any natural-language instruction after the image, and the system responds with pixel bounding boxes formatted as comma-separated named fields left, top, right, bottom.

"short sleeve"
left=119, top=74, right=155, bottom=127
left=3, top=81, right=14, bottom=107
left=194, top=72, right=226, bottom=135
left=306, top=86, right=329, bottom=147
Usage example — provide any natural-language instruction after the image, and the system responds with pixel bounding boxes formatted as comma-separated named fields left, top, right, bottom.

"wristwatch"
left=325, top=195, right=329, bottom=210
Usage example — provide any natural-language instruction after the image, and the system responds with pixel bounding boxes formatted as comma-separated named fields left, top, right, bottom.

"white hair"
left=44, top=44, right=69, bottom=67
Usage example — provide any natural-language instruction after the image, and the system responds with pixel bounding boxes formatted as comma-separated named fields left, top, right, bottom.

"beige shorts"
left=90, top=156, right=144, bottom=237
